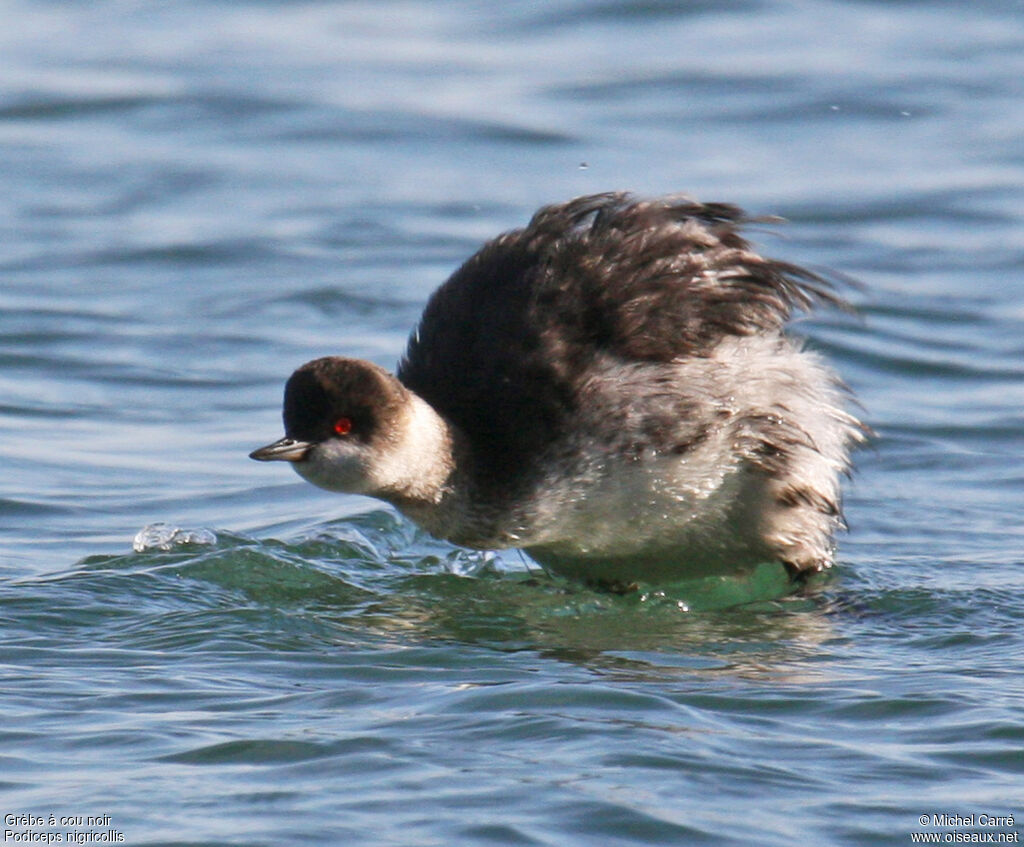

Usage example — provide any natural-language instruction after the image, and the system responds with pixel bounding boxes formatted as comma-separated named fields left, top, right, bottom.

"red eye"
left=333, top=417, right=353, bottom=436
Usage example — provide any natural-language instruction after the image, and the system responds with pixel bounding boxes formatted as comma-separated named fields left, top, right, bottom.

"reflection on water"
left=47, top=512, right=843, bottom=686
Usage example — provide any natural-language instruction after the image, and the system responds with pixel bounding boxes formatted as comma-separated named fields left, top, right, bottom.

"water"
left=1, top=0, right=1022, bottom=844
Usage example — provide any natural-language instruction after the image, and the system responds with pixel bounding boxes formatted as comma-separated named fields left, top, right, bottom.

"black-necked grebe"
left=251, top=193, right=866, bottom=584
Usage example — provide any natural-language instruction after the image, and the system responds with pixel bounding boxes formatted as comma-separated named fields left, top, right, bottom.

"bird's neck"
left=374, top=392, right=458, bottom=507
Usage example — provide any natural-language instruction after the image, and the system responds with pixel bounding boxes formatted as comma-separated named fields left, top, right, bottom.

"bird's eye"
left=333, top=417, right=353, bottom=436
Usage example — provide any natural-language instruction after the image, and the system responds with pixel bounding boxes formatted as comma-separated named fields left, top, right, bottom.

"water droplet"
left=133, top=522, right=217, bottom=552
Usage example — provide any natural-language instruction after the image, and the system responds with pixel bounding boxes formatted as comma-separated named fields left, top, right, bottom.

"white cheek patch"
left=292, top=439, right=371, bottom=494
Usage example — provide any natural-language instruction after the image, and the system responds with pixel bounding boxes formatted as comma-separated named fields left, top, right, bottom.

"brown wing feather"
left=527, top=192, right=843, bottom=362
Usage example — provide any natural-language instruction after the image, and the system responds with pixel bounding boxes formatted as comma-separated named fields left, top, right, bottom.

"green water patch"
left=4, top=511, right=845, bottom=676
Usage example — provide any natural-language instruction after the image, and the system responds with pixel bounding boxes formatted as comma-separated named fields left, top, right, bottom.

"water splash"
left=132, top=522, right=218, bottom=553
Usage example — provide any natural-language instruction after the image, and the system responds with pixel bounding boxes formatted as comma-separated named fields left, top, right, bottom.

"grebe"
left=251, top=193, right=865, bottom=584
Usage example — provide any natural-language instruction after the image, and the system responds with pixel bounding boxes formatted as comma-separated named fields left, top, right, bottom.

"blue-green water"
left=2, top=1, right=1023, bottom=844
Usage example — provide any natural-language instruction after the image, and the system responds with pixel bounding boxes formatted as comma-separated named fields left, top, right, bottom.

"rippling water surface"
left=2, top=1, right=1022, bottom=844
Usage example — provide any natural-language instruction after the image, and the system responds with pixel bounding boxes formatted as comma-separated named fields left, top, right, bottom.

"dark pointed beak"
left=249, top=437, right=311, bottom=462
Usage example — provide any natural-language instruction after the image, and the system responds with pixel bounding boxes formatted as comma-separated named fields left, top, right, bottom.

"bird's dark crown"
left=283, top=357, right=407, bottom=445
